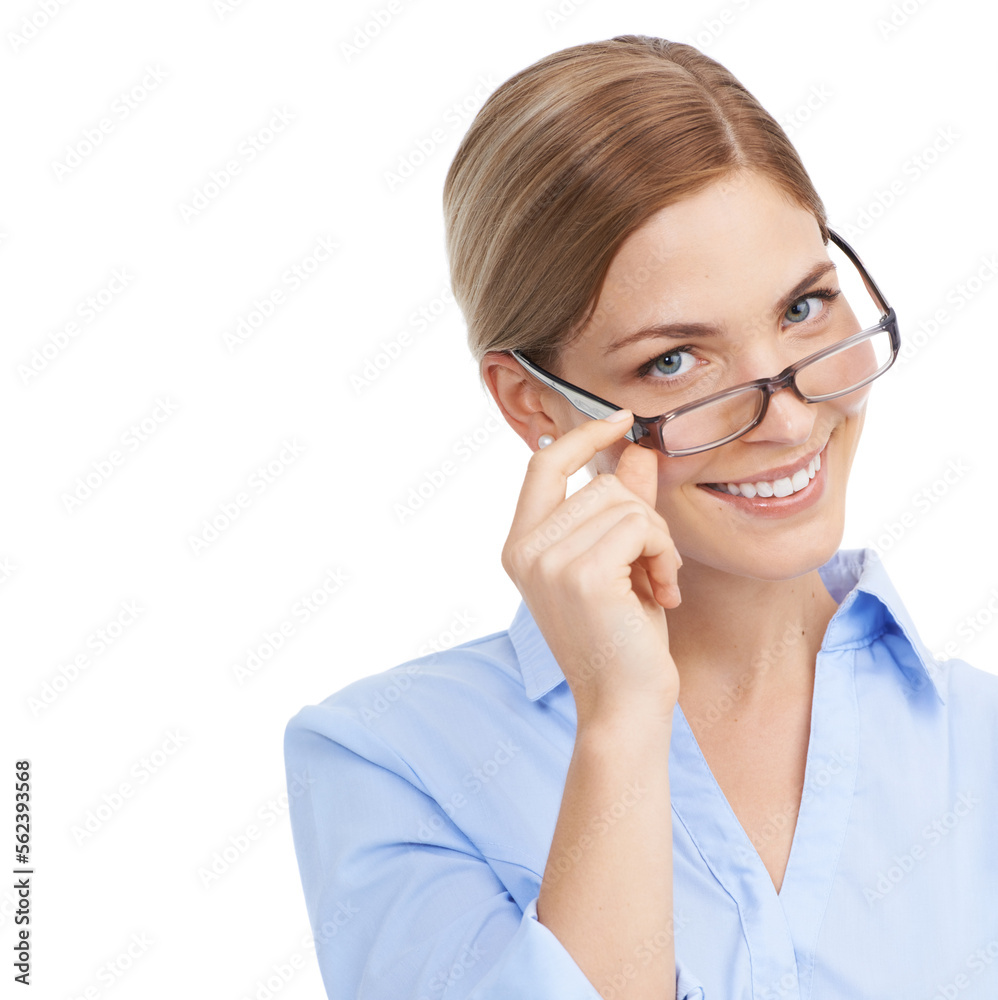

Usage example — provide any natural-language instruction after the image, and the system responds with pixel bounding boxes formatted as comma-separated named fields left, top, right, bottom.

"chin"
left=670, top=484, right=849, bottom=584
left=681, top=531, right=844, bottom=584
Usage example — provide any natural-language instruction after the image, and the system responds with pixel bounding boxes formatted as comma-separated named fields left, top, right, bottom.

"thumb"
left=612, top=440, right=660, bottom=511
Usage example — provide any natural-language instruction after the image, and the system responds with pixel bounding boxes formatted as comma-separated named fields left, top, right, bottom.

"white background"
left=3, top=0, right=996, bottom=997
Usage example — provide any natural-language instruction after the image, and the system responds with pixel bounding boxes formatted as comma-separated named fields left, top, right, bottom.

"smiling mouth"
left=701, top=451, right=822, bottom=499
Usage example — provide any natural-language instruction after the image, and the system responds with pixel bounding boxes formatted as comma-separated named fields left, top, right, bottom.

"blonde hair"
left=442, top=34, right=829, bottom=380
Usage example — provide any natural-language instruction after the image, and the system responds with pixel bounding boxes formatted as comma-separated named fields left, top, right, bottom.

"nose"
left=739, top=384, right=816, bottom=447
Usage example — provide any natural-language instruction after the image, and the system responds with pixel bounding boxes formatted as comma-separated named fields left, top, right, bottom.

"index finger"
left=508, top=410, right=634, bottom=538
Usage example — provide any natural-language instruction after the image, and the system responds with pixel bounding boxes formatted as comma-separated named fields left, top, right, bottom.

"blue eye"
left=647, top=349, right=696, bottom=379
left=785, top=296, right=825, bottom=324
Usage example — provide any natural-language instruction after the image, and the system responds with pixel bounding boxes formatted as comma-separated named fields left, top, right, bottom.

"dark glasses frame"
left=509, top=229, right=900, bottom=457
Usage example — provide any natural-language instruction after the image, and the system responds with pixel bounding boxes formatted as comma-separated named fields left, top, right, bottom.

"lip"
left=696, top=443, right=829, bottom=518
left=699, top=442, right=826, bottom=489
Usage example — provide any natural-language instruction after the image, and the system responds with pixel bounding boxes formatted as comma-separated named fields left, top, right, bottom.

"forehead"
left=596, top=171, right=827, bottom=323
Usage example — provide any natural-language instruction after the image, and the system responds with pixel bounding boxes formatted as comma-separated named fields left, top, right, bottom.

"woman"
left=285, top=35, right=998, bottom=999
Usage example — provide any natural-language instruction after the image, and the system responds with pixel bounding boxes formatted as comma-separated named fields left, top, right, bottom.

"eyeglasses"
left=510, top=229, right=900, bottom=457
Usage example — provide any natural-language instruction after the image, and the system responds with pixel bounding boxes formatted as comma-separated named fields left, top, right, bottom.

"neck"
left=666, top=558, right=840, bottom=726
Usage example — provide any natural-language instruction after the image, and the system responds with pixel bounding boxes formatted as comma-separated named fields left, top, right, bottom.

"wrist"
left=575, top=688, right=678, bottom=738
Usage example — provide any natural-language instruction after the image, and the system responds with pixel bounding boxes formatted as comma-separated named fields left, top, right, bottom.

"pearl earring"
left=537, top=434, right=555, bottom=449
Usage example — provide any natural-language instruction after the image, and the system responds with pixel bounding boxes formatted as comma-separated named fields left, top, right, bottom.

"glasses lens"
left=660, top=388, right=765, bottom=454
left=795, top=327, right=895, bottom=400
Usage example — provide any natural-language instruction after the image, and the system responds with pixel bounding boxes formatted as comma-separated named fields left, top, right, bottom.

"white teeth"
left=710, top=449, right=824, bottom=498
left=773, top=477, right=794, bottom=498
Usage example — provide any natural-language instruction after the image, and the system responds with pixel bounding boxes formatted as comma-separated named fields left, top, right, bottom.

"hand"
left=501, top=411, right=682, bottom=729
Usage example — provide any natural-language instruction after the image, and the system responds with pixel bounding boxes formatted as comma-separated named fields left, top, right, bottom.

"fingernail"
left=605, top=409, right=632, bottom=423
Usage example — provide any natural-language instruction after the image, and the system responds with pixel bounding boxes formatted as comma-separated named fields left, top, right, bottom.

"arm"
left=497, top=410, right=687, bottom=998
left=538, top=706, right=677, bottom=1000
left=285, top=707, right=609, bottom=1000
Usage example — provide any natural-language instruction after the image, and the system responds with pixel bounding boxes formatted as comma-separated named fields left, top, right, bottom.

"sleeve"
left=283, top=705, right=608, bottom=1000
left=675, top=963, right=705, bottom=1000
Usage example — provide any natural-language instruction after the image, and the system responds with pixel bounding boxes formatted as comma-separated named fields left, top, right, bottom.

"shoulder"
left=937, top=655, right=998, bottom=716
left=924, top=656, right=998, bottom=770
left=293, top=624, right=522, bottom=727
left=284, top=624, right=532, bottom=780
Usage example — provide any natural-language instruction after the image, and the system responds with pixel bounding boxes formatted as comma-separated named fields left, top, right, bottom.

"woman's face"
left=551, top=169, right=870, bottom=582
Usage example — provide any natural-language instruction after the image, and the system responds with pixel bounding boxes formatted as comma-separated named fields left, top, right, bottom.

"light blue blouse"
left=284, top=548, right=998, bottom=998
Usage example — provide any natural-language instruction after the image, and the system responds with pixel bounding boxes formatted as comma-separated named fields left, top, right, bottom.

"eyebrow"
left=604, top=259, right=838, bottom=355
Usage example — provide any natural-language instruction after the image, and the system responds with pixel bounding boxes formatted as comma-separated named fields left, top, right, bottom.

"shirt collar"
left=507, top=547, right=946, bottom=705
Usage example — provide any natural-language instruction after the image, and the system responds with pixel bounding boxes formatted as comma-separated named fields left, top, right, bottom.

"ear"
left=481, top=351, right=566, bottom=452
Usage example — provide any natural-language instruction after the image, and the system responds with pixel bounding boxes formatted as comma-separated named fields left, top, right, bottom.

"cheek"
left=820, top=395, right=868, bottom=465
left=653, top=453, right=717, bottom=524
left=657, top=457, right=711, bottom=499
left=831, top=399, right=868, bottom=474
left=829, top=384, right=872, bottom=419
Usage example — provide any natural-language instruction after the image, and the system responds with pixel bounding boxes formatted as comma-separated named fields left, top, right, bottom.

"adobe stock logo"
left=70, top=731, right=190, bottom=846
left=61, top=397, right=179, bottom=513
left=340, top=0, right=411, bottom=63
left=51, top=66, right=169, bottom=180
left=197, top=771, right=317, bottom=888
left=869, top=459, right=970, bottom=558
left=223, top=237, right=338, bottom=353
left=7, top=0, right=72, bottom=54
left=28, top=601, right=144, bottom=717
left=178, top=107, right=295, bottom=224
left=187, top=439, right=306, bottom=555
left=17, top=269, right=134, bottom=385
left=863, top=790, right=980, bottom=903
